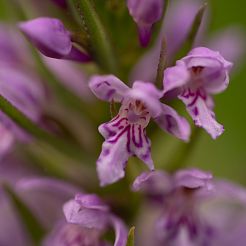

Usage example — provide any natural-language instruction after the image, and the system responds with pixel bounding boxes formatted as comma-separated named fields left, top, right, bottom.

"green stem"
left=166, top=128, right=202, bottom=172
left=69, top=0, right=119, bottom=74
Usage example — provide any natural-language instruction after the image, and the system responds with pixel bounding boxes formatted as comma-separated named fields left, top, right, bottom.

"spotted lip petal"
left=89, top=75, right=130, bottom=103
left=179, top=88, right=224, bottom=139
left=97, top=117, right=154, bottom=186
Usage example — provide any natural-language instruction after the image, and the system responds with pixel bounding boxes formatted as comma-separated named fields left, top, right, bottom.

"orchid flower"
left=44, top=194, right=128, bottom=246
left=163, top=47, right=232, bottom=139
left=89, top=75, right=190, bottom=186
left=133, top=168, right=246, bottom=246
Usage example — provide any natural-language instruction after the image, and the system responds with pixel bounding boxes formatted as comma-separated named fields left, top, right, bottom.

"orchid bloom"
left=163, top=47, right=233, bottom=139
left=44, top=194, right=128, bottom=246
left=18, top=17, right=91, bottom=62
left=127, top=0, right=164, bottom=46
left=89, top=75, right=190, bottom=186
left=133, top=168, right=246, bottom=246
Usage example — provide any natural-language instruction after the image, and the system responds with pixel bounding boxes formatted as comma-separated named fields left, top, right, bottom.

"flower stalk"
left=69, top=0, right=119, bottom=74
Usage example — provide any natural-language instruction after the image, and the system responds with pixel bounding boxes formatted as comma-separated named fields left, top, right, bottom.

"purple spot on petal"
left=193, top=107, right=199, bottom=116
left=106, top=89, right=116, bottom=99
left=102, top=148, right=110, bottom=156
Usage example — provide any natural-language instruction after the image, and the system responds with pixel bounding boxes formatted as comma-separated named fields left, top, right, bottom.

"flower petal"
left=75, top=194, right=109, bottom=212
left=63, top=198, right=109, bottom=230
left=0, top=189, right=30, bottom=246
left=174, top=168, right=213, bottom=190
left=129, top=81, right=163, bottom=117
left=0, top=125, right=14, bottom=158
left=163, top=62, right=190, bottom=95
left=43, top=222, right=102, bottom=246
left=89, top=75, right=129, bottom=102
left=131, top=126, right=154, bottom=171
left=127, top=0, right=164, bottom=46
left=18, top=17, right=72, bottom=58
left=97, top=117, right=154, bottom=186
left=132, top=171, right=172, bottom=195
left=155, top=103, right=191, bottom=141
left=97, top=125, right=131, bottom=186
left=179, top=88, right=224, bottom=139
left=0, top=65, right=45, bottom=121
left=110, top=216, right=128, bottom=246
left=64, top=46, right=91, bottom=63
left=183, top=47, right=232, bottom=94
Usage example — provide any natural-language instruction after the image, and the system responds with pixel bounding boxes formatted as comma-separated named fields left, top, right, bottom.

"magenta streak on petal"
left=106, top=89, right=116, bottom=99
left=141, top=133, right=151, bottom=161
left=109, top=114, right=120, bottom=123
left=127, top=125, right=131, bottom=153
left=193, top=107, right=199, bottom=116
left=181, top=88, right=195, bottom=98
left=112, top=117, right=128, bottom=127
left=103, top=124, right=116, bottom=137
left=165, top=115, right=174, bottom=133
left=96, top=80, right=110, bottom=88
left=108, top=125, right=131, bottom=144
left=187, top=89, right=207, bottom=107
left=132, top=124, right=143, bottom=148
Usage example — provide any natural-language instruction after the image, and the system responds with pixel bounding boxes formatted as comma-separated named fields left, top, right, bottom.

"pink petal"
left=154, top=104, right=191, bottom=141
left=89, top=75, right=129, bottom=103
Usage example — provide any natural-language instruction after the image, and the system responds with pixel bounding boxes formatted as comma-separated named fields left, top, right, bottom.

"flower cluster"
left=0, top=0, right=245, bottom=245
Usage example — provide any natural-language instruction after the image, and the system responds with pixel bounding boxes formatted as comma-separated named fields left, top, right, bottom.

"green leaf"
left=69, top=0, right=119, bottom=74
left=3, top=185, right=46, bottom=245
left=174, top=3, right=207, bottom=61
left=126, top=226, right=135, bottom=246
